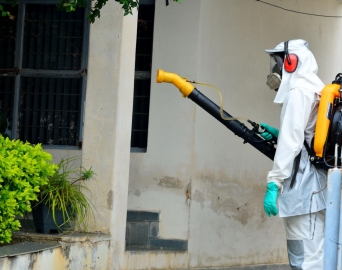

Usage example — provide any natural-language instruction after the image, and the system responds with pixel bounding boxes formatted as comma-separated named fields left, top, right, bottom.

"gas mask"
left=266, top=54, right=284, bottom=91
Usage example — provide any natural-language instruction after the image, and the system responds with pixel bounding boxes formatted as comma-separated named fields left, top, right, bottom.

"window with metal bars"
left=130, top=0, right=155, bottom=152
left=0, top=1, right=89, bottom=148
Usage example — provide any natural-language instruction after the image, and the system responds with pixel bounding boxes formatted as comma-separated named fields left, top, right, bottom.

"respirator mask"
left=266, top=54, right=284, bottom=91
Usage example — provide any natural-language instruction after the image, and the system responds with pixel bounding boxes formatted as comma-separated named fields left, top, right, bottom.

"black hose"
left=188, top=88, right=276, bottom=160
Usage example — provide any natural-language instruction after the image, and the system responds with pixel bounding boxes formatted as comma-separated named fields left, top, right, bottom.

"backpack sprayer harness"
left=307, top=73, right=342, bottom=170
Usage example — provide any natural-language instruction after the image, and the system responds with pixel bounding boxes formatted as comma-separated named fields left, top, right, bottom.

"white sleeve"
left=267, top=88, right=314, bottom=186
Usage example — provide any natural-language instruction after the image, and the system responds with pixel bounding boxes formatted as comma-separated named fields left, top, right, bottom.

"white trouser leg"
left=283, top=210, right=325, bottom=270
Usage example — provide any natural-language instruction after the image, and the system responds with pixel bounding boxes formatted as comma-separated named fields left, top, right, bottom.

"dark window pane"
left=0, top=5, right=18, bottom=69
left=134, top=5, right=154, bottom=72
left=133, top=96, right=150, bottom=114
left=137, top=6, right=154, bottom=38
left=131, top=130, right=148, bottom=149
left=22, top=5, right=84, bottom=70
left=134, top=79, right=151, bottom=96
left=0, top=77, right=14, bottom=137
left=132, top=113, right=149, bottom=131
left=131, top=79, right=151, bottom=148
left=131, top=4, right=155, bottom=150
left=18, top=77, right=82, bottom=146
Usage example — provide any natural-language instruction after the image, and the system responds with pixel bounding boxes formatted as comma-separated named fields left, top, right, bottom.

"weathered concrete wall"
left=127, top=0, right=342, bottom=268
left=1, top=234, right=110, bottom=270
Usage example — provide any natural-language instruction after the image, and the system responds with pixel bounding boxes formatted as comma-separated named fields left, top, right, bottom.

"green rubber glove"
left=260, top=122, right=279, bottom=140
left=260, top=131, right=272, bottom=141
left=264, top=182, right=279, bottom=217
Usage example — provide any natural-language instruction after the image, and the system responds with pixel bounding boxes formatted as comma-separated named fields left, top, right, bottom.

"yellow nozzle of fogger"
left=156, top=69, right=195, bottom=98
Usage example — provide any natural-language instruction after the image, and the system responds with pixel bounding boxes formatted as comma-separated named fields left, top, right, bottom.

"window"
left=0, top=1, right=89, bottom=148
left=130, top=0, right=155, bottom=152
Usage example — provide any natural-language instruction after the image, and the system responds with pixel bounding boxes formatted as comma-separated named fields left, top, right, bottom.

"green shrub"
left=0, top=136, right=57, bottom=243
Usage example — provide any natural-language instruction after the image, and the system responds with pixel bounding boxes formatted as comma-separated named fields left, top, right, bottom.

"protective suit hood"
left=265, top=39, right=325, bottom=104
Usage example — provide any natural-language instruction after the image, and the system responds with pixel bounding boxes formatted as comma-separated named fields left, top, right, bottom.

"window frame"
left=0, top=0, right=90, bottom=149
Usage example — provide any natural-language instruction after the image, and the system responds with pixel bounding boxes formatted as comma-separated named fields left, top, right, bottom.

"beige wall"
left=127, top=0, right=342, bottom=268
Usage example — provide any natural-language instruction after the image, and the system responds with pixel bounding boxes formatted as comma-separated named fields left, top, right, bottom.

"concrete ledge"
left=0, top=231, right=111, bottom=269
left=0, top=242, right=61, bottom=258
left=12, top=231, right=111, bottom=244
left=194, top=265, right=290, bottom=270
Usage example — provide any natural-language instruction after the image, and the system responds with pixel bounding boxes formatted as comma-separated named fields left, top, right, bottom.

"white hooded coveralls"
left=265, top=39, right=327, bottom=270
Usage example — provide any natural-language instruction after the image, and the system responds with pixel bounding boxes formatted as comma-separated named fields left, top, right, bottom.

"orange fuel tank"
left=314, top=84, right=341, bottom=158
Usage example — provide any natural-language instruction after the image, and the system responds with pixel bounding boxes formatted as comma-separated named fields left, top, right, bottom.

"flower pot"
left=31, top=203, right=73, bottom=234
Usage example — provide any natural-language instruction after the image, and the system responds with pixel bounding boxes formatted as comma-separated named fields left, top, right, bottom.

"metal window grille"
left=0, top=2, right=89, bottom=148
left=130, top=1, right=155, bottom=152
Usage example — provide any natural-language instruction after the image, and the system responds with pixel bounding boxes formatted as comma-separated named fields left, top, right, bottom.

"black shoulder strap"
left=304, top=139, right=315, bottom=158
left=290, top=151, right=301, bottom=189
left=290, top=140, right=313, bottom=189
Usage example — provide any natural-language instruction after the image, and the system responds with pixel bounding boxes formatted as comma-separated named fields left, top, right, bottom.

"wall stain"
left=28, top=253, right=37, bottom=269
left=192, top=170, right=266, bottom=225
left=192, top=189, right=205, bottom=209
left=63, top=245, right=71, bottom=259
left=134, top=189, right=141, bottom=197
left=186, top=181, right=191, bottom=206
left=107, top=190, right=113, bottom=210
left=156, top=176, right=184, bottom=189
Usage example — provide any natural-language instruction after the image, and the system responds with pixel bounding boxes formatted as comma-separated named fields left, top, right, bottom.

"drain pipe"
left=323, top=144, right=342, bottom=270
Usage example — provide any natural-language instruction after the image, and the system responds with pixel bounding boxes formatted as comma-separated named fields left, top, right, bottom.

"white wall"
left=127, top=0, right=342, bottom=268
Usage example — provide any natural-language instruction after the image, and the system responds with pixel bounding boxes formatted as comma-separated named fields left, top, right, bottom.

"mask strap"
left=284, top=41, right=292, bottom=65
left=272, top=54, right=283, bottom=76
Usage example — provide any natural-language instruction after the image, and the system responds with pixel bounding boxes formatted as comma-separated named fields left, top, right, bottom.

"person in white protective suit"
left=260, top=39, right=327, bottom=270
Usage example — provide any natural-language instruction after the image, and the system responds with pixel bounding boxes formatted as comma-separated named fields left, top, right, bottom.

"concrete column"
left=82, top=2, right=137, bottom=269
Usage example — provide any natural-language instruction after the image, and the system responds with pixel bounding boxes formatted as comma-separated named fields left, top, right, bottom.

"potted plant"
left=0, top=136, right=57, bottom=243
left=32, top=156, right=96, bottom=234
